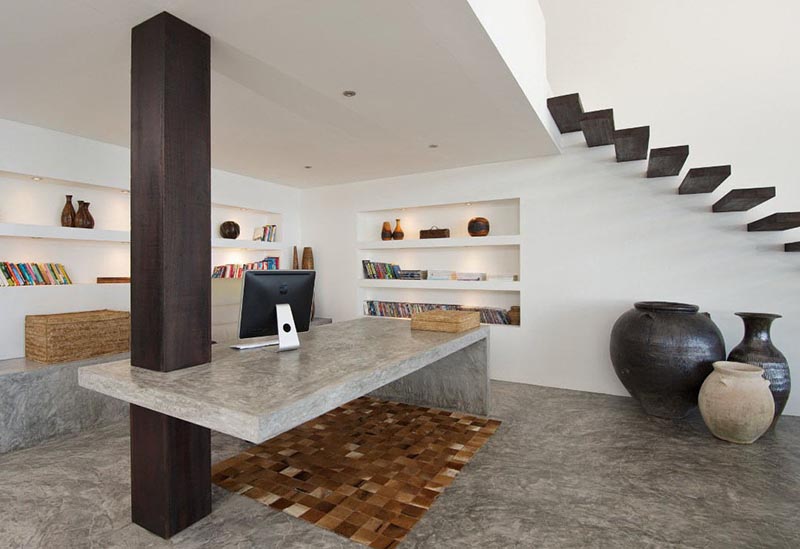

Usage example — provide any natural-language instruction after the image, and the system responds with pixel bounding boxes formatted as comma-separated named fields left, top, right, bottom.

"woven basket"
left=25, top=309, right=130, bottom=364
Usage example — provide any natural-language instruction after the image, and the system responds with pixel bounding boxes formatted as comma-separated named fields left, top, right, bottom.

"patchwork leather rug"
left=212, top=397, right=500, bottom=548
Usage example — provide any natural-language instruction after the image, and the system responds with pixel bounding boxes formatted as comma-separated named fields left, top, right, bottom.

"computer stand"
left=231, top=304, right=300, bottom=352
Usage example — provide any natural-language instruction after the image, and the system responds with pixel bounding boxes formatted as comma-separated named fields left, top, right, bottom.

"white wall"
left=0, top=119, right=302, bottom=359
left=301, top=134, right=800, bottom=415
left=538, top=0, right=800, bottom=208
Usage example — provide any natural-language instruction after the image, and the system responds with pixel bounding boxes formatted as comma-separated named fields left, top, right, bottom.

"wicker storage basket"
left=25, top=309, right=131, bottom=364
left=410, top=310, right=480, bottom=333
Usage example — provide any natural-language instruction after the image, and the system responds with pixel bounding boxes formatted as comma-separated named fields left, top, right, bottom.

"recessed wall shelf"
left=0, top=223, right=282, bottom=251
left=358, top=279, right=520, bottom=292
left=357, top=235, right=520, bottom=250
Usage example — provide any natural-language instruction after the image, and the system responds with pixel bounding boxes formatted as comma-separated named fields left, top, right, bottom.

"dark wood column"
left=131, top=11, right=211, bottom=373
left=129, top=12, right=212, bottom=539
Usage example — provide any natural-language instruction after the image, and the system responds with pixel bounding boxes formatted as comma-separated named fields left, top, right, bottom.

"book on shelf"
left=252, top=224, right=279, bottom=243
left=455, top=272, right=487, bottom=281
left=398, top=270, right=427, bottom=280
left=211, top=256, right=280, bottom=279
left=488, top=274, right=519, bottom=282
left=361, top=259, right=402, bottom=280
left=0, top=262, right=73, bottom=287
left=427, top=270, right=456, bottom=281
left=363, top=300, right=512, bottom=325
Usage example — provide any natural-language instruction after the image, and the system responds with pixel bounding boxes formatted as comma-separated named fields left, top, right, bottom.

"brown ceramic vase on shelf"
left=74, top=201, right=95, bottom=229
left=468, top=216, right=490, bottom=237
left=301, top=247, right=315, bottom=320
left=381, top=221, right=393, bottom=241
left=61, top=195, right=76, bottom=227
left=219, top=221, right=240, bottom=239
left=392, top=219, right=404, bottom=240
left=292, top=246, right=300, bottom=269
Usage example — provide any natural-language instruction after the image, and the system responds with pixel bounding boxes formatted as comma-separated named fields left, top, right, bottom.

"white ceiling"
left=0, top=0, right=557, bottom=187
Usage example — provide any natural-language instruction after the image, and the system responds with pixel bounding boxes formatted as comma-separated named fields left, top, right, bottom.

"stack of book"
left=362, top=260, right=402, bottom=279
left=427, top=270, right=456, bottom=281
left=364, top=300, right=512, bottom=325
left=252, top=225, right=279, bottom=242
left=211, top=256, right=280, bottom=279
left=456, top=272, right=486, bottom=281
left=398, top=270, right=427, bottom=280
left=0, top=262, right=72, bottom=286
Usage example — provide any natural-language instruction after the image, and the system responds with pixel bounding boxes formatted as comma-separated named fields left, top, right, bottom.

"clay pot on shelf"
left=609, top=301, right=726, bottom=419
left=727, top=312, right=790, bottom=425
left=381, top=221, right=393, bottom=241
left=219, top=221, right=240, bottom=239
left=292, top=246, right=300, bottom=269
left=74, top=201, right=95, bottom=229
left=61, top=195, right=76, bottom=227
left=699, top=361, right=774, bottom=444
left=392, top=219, right=404, bottom=240
left=468, top=216, right=490, bottom=237
left=508, top=306, right=520, bottom=326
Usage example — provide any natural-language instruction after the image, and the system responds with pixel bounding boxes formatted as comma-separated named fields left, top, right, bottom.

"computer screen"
left=238, top=270, right=315, bottom=340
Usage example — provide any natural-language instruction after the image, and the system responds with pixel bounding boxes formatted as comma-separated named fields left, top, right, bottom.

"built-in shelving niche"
left=356, top=198, right=521, bottom=327
left=0, top=170, right=285, bottom=287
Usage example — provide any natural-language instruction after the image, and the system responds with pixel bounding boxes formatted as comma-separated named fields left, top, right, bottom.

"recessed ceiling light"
left=466, top=202, right=472, bottom=206
left=428, top=144, right=438, bottom=148
left=31, top=176, right=42, bottom=181
left=304, top=165, right=312, bottom=169
left=342, top=90, right=357, bottom=97
left=121, top=190, right=130, bottom=194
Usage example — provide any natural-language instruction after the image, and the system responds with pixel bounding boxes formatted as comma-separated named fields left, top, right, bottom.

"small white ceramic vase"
left=699, top=361, right=774, bottom=444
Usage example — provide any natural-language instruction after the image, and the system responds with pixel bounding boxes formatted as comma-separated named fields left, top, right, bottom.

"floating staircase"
left=647, top=146, right=689, bottom=177
left=713, top=187, right=776, bottom=213
left=547, top=93, right=794, bottom=252
left=580, top=109, right=615, bottom=147
left=614, top=126, right=650, bottom=162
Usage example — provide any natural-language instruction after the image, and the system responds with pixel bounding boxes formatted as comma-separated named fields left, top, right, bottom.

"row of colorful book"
left=0, top=262, right=73, bottom=287
left=252, top=225, right=279, bottom=242
left=211, top=257, right=280, bottom=279
left=363, top=300, right=512, bottom=325
left=362, top=260, right=402, bottom=279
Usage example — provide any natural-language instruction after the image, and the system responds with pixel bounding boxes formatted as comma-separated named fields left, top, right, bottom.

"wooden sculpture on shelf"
left=292, top=246, right=300, bottom=269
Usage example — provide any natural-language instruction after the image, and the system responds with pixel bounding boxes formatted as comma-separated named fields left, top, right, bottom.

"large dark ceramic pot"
left=728, top=312, right=790, bottom=425
left=610, top=301, right=726, bottom=419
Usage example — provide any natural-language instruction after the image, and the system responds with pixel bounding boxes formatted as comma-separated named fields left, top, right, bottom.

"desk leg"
left=130, top=405, right=211, bottom=538
left=370, top=339, right=490, bottom=415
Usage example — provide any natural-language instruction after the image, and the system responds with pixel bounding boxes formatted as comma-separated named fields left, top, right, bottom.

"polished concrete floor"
left=1, top=381, right=799, bottom=548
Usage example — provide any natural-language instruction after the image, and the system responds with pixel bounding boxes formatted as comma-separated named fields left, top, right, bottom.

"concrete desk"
left=79, top=317, right=490, bottom=537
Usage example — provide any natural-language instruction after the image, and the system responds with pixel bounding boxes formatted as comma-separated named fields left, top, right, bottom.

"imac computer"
left=232, top=270, right=315, bottom=352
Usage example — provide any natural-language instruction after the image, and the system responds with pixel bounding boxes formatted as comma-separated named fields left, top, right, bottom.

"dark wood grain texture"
left=580, top=109, right=615, bottom=147
left=712, top=187, right=776, bottom=213
left=613, top=126, right=650, bottom=162
left=130, top=405, right=211, bottom=539
left=547, top=93, right=584, bottom=133
left=747, top=213, right=800, bottom=232
left=129, top=12, right=212, bottom=540
left=678, top=165, right=731, bottom=195
left=647, top=145, right=689, bottom=177
left=130, top=12, right=211, bottom=372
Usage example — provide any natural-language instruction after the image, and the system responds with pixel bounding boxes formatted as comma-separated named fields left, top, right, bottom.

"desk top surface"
left=78, top=317, right=488, bottom=442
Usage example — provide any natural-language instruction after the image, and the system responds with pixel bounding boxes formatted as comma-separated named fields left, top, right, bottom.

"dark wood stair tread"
left=580, top=109, right=615, bottom=147
left=712, top=187, right=776, bottom=212
left=547, top=93, right=584, bottom=133
left=785, top=242, right=800, bottom=252
left=614, top=126, right=650, bottom=162
left=647, top=145, right=689, bottom=178
left=748, top=213, right=800, bottom=232
left=678, top=165, right=731, bottom=194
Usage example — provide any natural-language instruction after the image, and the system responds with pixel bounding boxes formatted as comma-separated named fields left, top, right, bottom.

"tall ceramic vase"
left=74, top=201, right=95, bottom=229
left=61, top=195, right=76, bottom=227
left=301, top=247, right=315, bottom=320
left=610, top=301, right=726, bottom=419
left=727, top=312, right=790, bottom=424
left=699, top=361, right=774, bottom=444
